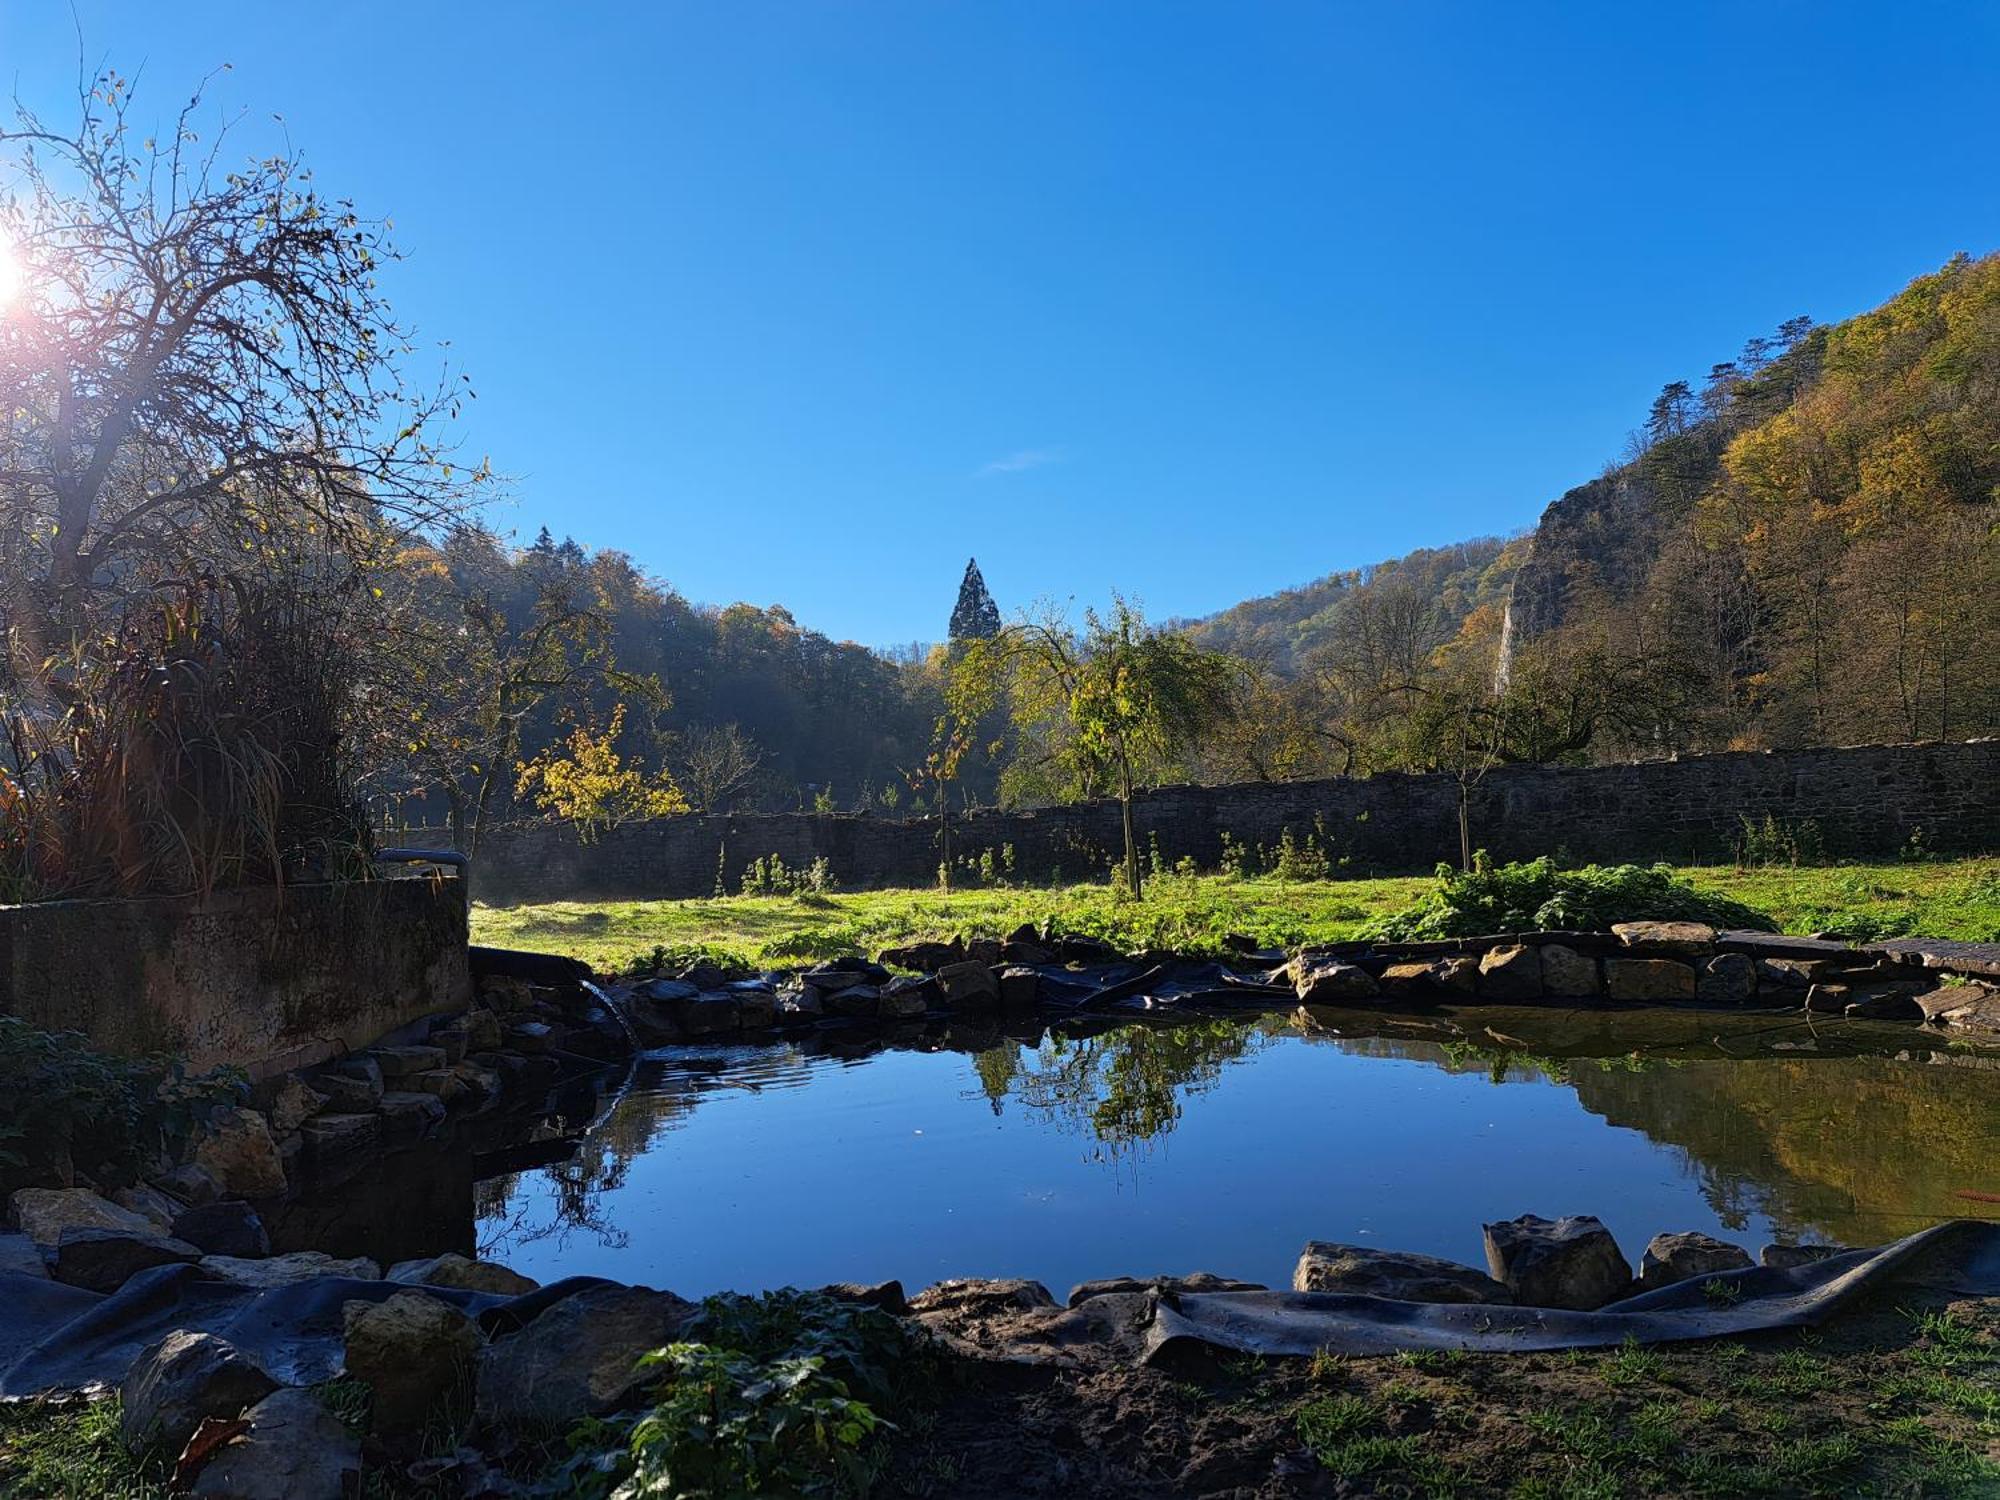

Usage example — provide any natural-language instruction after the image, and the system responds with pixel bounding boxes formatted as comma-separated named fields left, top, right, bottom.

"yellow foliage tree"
left=514, top=705, right=688, bottom=842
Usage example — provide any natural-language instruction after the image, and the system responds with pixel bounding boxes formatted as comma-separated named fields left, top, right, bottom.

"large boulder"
left=676, top=993, right=741, bottom=1035
left=52, top=1227, right=201, bottom=1292
left=1603, top=959, right=1696, bottom=1003
left=10, top=1187, right=158, bottom=1249
left=1292, top=1243, right=1511, bottom=1304
left=908, top=1278, right=1059, bottom=1315
left=1637, top=1231, right=1753, bottom=1291
left=1291, top=956, right=1380, bottom=1004
left=121, top=1330, right=278, bottom=1457
left=112, top=1184, right=185, bottom=1231
left=265, top=1077, right=329, bottom=1135
left=1433, top=955, right=1481, bottom=995
left=1538, top=945, right=1600, bottom=998
left=189, top=1387, right=361, bottom=1500
left=879, top=976, right=935, bottom=1019
left=199, top=1251, right=381, bottom=1287
left=826, top=985, right=881, bottom=1019
left=388, top=1251, right=538, bottom=1295
left=194, top=1109, right=288, bottom=1199
left=476, top=1284, right=696, bottom=1425
left=1477, top=945, right=1544, bottom=1001
left=1482, top=1214, right=1634, bottom=1310
left=996, top=966, right=1042, bottom=1010
left=343, top=1291, right=484, bottom=1435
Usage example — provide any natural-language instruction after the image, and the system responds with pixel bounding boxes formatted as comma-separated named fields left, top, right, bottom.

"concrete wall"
left=0, top=875, right=470, bottom=1078
left=452, top=740, right=2000, bottom=905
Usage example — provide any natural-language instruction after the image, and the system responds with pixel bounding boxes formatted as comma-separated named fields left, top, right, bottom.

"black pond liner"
left=3, top=1222, right=1996, bottom=1396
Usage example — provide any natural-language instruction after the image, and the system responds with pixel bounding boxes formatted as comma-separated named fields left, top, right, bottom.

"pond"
left=474, top=1005, right=2000, bottom=1298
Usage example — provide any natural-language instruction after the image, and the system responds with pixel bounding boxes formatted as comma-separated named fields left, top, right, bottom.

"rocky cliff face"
left=1506, top=469, right=1670, bottom=638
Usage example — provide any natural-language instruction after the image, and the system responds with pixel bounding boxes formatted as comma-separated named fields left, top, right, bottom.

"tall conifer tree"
left=948, top=558, right=1002, bottom=641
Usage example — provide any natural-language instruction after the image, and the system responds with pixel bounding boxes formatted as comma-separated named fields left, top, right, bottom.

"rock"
left=735, top=991, right=778, bottom=1029
left=112, top=1184, right=186, bottom=1230
left=1697, top=953, right=1758, bottom=1004
left=1482, top=1214, right=1634, bottom=1310
left=677, top=993, right=740, bottom=1035
left=313, top=1073, right=380, bottom=1115
left=477, top=1284, right=696, bottom=1424
left=1844, top=985, right=1927, bottom=1020
left=480, top=976, right=537, bottom=1012
left=152, top=1163, right=224, bottom=1206
left=1477, top=944, right=1545, bottom=1001
left=343, top=1291, right=483, bottom=1434
left=1001, top=940, right=1055, bottom=965
left=428, top=1027, right=470, bottom=1065
left=907, top=1278, right=1059, bottom=1315
left=1612, top=920, right=1717, bottom=954
left=936, top=960, right=1001, bottom=1010
left=996, top=966, right=1042, bottom=1010
left=376, top=1091, right=449, bottom=1139
left=52, top=1227, right=201, bottom=1291
left=372, top=1044, right=448, bottom=1079
left=1603, top=958, right=1696, bottom=1002
left=388, top=1251, right=539, bottom=1295
left=1377, top=961, right=1440, bottom=994
left=189, top=1386, right=361, bottom=1500
left=297, top=1113, right=382, bottom=1163
left=449, top=1061, right=504, bottom=1098
left=1760, top=1243, right=1850, bottom=1270
left=1067, top=1272, right=1266, bottom=1306
left=172, top=1201, right=271, bottom=1258
left=827, top=984, right=881, bottom=1019
left=1756, top=957, right=1822, bottom=991
left=640, top=978, right=699, bottom=1004
left=820, top=1279, right=908, bottom=1314
left=1803, top=981, right=1854, bottom=1014
left=0, top=1231, right=48, bottom=1277
left=1060, top=934, right=1120, bottom=964
left=965, top=938, right=1004, bottom=967
left=1637, top=1231, right=1753, bottom=1291
left=1293, top=1243, right=1512, bottom=1304
left=411, top=1068, right=474, bottom=1105
left=265, top=1077, right=329, bottom=1134
left=880, top=976, right=935, bottom=1018
left=1291, top=956, right=1381, bottom=1004
left=194, top=1110, right=287, bottom=1199
left=878, top=940, right=963, bottom=973
left=463, top=1009, right=505, bottom=1052
left=199, top=1251, right=381, bottom=1287
left=505, top=1021, right=556, bottom=1053
left=121, top=1330, right=278, bottom=1457
left=775, top=987, right=824, bottom=1023
left=10, top=1187, right=159, bottom=1248
left=1433, top=954, right=1481, bottom=995
left=1538, top=945, right=1600, bottom=998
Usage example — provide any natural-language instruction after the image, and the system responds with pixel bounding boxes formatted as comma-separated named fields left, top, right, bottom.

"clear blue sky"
left=7, top=3, right=1998, bottom=647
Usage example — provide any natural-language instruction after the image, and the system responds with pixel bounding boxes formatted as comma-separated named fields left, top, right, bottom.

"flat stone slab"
left=1293, top=1243, right=1511, bottom=1304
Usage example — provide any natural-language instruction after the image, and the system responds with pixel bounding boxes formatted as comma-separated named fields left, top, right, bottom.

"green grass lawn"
left=471, top=856, right=2000, bottom=973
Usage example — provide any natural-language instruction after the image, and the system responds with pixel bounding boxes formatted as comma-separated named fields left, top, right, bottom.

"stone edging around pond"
left=605, top=920, right=2000, bottom=1045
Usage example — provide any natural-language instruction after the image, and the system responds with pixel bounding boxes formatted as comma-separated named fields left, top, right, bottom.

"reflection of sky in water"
left=481, top=1016, right=2000, bottom=1299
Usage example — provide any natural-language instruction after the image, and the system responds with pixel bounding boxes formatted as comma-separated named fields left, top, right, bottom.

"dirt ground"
left=884, top=1284, right=2000, bottom=1498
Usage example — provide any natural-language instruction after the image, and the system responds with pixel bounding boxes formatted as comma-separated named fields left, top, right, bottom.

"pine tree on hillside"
left=948, top=558, right=1002, bottom=641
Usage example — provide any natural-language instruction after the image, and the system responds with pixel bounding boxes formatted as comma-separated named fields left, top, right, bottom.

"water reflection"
left=469, top=1006, right=2000, bottom=1290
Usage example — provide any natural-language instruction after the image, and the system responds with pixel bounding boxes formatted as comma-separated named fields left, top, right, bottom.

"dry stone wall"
left=452, top=740, right=1999, bottom=905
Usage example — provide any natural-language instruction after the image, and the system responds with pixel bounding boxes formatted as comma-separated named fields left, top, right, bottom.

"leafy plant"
left=1362, top=857, right=1776, bottom=939
left=0, top=1018, right=246, bottom=1194
left=515, top=704, right=688, bottom=843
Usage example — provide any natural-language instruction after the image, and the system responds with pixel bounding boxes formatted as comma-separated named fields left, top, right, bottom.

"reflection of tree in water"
left=480, top=1046, right=816, bottom=1256
left=974, top=1018, right=1270, bottom=1159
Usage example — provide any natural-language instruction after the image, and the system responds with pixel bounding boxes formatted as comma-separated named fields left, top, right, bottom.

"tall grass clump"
left=0, top=576, right=372, bottom=902
left=1363, top=856, right=1777, bottom=940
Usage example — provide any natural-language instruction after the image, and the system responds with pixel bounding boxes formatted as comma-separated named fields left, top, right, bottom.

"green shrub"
left=1361, top=857, right=1776, bottom=940
left=0, top=1019, right=246, bottom=1194
left=558, top=1290, right=939, bottom=1498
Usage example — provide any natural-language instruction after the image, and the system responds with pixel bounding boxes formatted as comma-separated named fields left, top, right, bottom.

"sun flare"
left=0, top=232, right=20, bottom=311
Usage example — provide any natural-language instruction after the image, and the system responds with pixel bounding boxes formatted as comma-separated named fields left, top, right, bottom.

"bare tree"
left=0, top=67, right=481, bottom=643
left=671, top=723, right=763, bottom=813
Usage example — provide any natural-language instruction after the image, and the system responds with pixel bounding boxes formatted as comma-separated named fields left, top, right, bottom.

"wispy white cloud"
left=976, top=447, right=1064, bottom=478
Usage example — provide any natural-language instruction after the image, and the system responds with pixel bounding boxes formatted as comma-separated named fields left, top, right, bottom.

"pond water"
left=476, top=1006, right=2000, bottom=1298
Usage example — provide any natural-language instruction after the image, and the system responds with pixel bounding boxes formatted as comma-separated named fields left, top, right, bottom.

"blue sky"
left=6, top=3, right=1997, bottom=647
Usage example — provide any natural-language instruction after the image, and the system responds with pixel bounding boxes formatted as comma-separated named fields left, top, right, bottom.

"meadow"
left=470, top=857, right=2000, bottom=973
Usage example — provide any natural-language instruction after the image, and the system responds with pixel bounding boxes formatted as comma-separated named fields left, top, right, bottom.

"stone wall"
left=451, top=740, right=2000, bottom=906
left=0, top=876, right=471, bottom=1078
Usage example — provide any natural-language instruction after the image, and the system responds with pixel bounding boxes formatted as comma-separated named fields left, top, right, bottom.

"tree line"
left=1, top=70, right=1991, bottom=898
